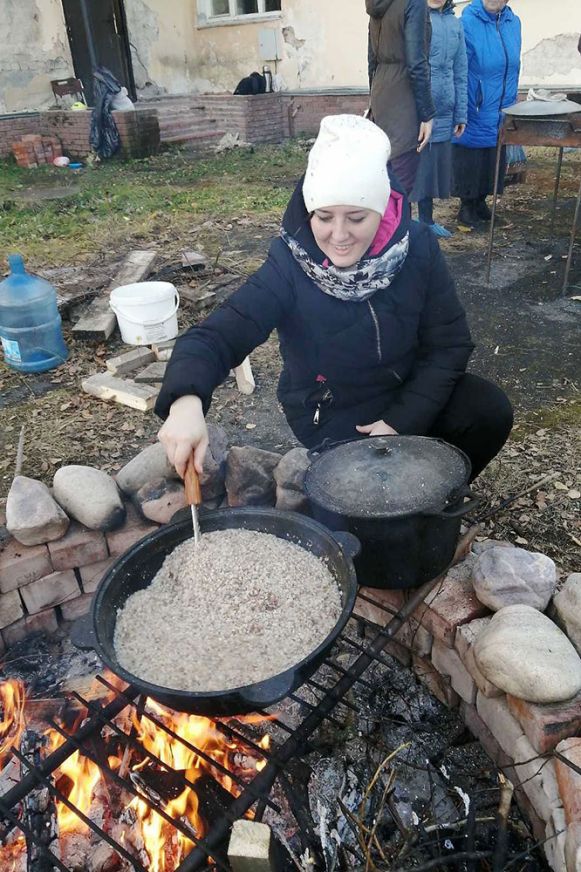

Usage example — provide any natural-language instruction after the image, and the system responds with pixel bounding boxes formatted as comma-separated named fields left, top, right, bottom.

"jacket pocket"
left=476, top=79, right=484, bottom=112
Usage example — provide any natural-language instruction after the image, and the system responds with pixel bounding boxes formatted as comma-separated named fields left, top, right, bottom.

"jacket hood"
left=468, top=0, right=515, bottom=23
left=430, top=1, right=455, bottom=15
left=366, top=0, right=397, bottom=20
left=282, top=171, right=410, bottom=264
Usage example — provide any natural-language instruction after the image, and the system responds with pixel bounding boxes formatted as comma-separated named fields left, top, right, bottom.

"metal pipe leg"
left=563, top=173, right=581, bottom=296
left=551, top=147, right=564, bottom=229
left=486, top=135, right=504, bottom=285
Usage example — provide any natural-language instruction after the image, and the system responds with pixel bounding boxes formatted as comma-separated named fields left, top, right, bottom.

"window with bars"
left=206, top=0, right=281, bottom=19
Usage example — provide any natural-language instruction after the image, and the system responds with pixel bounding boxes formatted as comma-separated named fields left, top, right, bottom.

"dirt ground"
left=0, top=145, right=579, bottom=571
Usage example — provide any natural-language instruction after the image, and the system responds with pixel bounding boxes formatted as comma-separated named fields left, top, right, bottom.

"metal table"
left=486, top=107, right=581, bottom=294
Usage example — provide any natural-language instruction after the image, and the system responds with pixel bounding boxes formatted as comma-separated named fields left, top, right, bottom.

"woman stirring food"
left=156, top=115, right=513, bottom=482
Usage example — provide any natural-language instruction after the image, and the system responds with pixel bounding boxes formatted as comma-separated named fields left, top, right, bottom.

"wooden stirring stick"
left=184, top=456, right=202, bottom=546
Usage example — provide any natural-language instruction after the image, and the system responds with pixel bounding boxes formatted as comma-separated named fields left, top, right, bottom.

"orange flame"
left=0, top=680, right=270, bottom=871
left=0, top=680, right=26, bottom=762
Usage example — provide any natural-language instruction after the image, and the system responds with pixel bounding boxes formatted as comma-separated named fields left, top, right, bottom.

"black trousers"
left=300, top=374, right=513, bottom=481
left=427, top=374, right=513, bottom=480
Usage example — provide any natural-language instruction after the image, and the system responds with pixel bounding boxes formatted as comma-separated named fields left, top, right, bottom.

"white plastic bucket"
left=109, top=282, right=180, bottom=346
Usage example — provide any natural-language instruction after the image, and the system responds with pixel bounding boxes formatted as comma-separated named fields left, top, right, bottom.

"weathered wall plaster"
left=124, top=0, right=581, bottom=94
left=0, top=0, right=579, bottom=113
left=0, top=0, right=73, bottom=114
left=511, top=0, right=581, bottom=87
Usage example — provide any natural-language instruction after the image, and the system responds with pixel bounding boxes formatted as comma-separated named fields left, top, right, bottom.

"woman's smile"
left=311, top=206, right=382, bottom=267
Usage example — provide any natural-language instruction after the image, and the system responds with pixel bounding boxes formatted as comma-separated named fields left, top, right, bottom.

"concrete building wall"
left=0, top=0, right=580, bottom=113
left=0, top=0, right=73, bottom=114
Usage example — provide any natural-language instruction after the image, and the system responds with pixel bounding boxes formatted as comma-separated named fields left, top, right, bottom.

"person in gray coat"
left=410, top=0, right=467, bottom=237
left=367, top=0, right=436, bottom=195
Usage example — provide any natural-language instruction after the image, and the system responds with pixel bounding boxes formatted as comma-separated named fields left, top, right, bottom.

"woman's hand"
left=158, top=395, right=209, bottom=479
left=356, top=421, right=398, bottom=437
left=454, top=124, right=466, bottom=137
left=417, top=120, right=433, bottom=153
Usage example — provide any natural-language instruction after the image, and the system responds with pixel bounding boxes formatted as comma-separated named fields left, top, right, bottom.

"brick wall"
left=0, top=109, right=160, bottom=160
left=176, top=92, right=367, bottom=146
left=0, top=502, right=159, bottom=650
left=0, top=114, right=41, bottom=159
left=1, top=93, right=372, bottom=159
left=281, top=93, right=369, bottom=138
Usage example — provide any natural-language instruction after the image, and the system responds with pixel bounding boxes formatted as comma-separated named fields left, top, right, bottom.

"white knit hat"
left=303, top=115, right=392, bottom=216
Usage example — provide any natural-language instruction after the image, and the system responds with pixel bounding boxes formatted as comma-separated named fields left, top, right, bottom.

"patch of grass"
left=508, top=399, right=581, bottom=443
left=0, top=143, right=306, bottom=266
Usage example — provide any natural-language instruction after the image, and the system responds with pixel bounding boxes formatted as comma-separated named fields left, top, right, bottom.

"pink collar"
left=369, top=191, right=404, bottom=256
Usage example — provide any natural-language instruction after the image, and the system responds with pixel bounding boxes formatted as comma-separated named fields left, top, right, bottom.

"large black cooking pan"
left=92, top=508, right=359, bottom=716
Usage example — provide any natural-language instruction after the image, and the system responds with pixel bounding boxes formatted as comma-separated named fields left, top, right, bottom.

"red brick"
left=354, top=587, right=405, bottom=625
left=432, top=639, right=476, bottom=704
left=476, top=692, right=524, bottom=758
left=507, top=693, right=581, bottom=755
left=106, top=522, right=158, bottom=558
left=0, top=590, right=25, bottom=629
left=460, top=700, right=505, bottom=766
left=48, top=523, right=108, bottom=571
left=60, top=594, right=93, bottom=621
left=413, top=655, right=459, bottom=709
left=565, top=821, right=581, bottom=872
left=79, top=557, right=117, bottom=593
left=20, top=570, right=80, bottom=614
left=512, top=783, right=548, bottom=845
left=0, top=539, right=52, bottom=593
left=415, top=566, right=489, bottom=647
left=555, top=739, right=581, bottom=825
left=2, top=608, right=59, bottom=648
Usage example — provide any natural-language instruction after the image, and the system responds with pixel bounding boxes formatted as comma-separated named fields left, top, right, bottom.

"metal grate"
left=0, top=587, right=415, bottom=872
left=2, top=578, right=575, bottom=871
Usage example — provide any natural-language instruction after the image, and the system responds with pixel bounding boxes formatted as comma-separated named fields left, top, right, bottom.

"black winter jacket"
left=155, top=180, right=474, bottom=448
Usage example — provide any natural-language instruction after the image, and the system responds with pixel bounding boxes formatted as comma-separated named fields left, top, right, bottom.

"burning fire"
left=0, top=678, right=271, bottom=872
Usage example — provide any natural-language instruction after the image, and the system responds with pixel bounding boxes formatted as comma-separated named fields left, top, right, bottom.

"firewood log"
left=20, top=730, right=60, bottom=872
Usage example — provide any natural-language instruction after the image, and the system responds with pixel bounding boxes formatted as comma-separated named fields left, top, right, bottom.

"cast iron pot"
left=304, top=436, right=479, bottom=590
left=92, top=507, right=359, bottom=717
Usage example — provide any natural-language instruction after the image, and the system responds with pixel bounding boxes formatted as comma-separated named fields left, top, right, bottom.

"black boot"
left=457, top=199, right=477, bottom=228
left=474, top=197, right=492, bottom=221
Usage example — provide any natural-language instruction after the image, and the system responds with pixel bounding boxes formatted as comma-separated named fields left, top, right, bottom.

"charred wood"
left=20, top=730, right=59, bottom=872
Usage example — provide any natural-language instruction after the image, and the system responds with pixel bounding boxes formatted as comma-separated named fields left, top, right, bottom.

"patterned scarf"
left=281, top=227, right=409, bottom=302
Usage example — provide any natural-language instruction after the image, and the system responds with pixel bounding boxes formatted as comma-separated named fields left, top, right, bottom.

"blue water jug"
left=0, top=254, right=68, bottom=373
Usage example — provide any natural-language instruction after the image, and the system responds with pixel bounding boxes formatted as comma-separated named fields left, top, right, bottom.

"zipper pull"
left=313, top=405, right=321, bottom=426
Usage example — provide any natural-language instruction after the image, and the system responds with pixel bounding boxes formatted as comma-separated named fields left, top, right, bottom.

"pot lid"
left=503, top=100, right=581, bottom=118
left=304, top=436, right=470, bottom=519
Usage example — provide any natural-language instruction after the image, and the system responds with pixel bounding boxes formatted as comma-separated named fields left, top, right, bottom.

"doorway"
left=61, top=0, right=136, bottom=105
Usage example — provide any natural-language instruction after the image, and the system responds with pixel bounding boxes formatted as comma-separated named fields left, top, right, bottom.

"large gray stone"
left=134, top=478, right=186, bottom=525
left=553, top=574, right=581, bottom=654
left=274, top=447, right=310, bottom=492
left=275, top=486, right=309, bottom=513
left=200, top=424, right=229, bottom=502
left=473, top=546, right=556, bottom=611
left=116, top=442, right=178, bottom=496
left=54, top=466, right=126, bottom=532
left=6, top=476, right=70, bottom=546
left=226, top=446, right=282, bottom=507
left=474, top=604, right=581, bottom=703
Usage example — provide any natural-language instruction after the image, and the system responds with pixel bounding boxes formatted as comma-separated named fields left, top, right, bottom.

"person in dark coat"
left=410, top=0, right=468, bottom=238
left=452, top=0, right=522, bottom=227
left=156, top=115, right=512, bottom=481
left=367, top=0, right=437, bottom=195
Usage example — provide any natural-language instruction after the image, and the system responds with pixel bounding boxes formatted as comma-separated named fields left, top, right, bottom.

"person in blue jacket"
left=156, top=115, right=512, bottom=483
left=452, top=0, right=521, bottom=228
left=410, top=0, right=468, bottom=238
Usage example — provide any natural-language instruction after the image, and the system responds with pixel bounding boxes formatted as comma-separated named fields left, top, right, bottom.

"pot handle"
left=423, top=490, right=480, bottom=519
left=307, top=436, right=358, bottom=460
left=332, top=531, right=362, bottom=560
left=242, top=673, right=296, bottom=708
